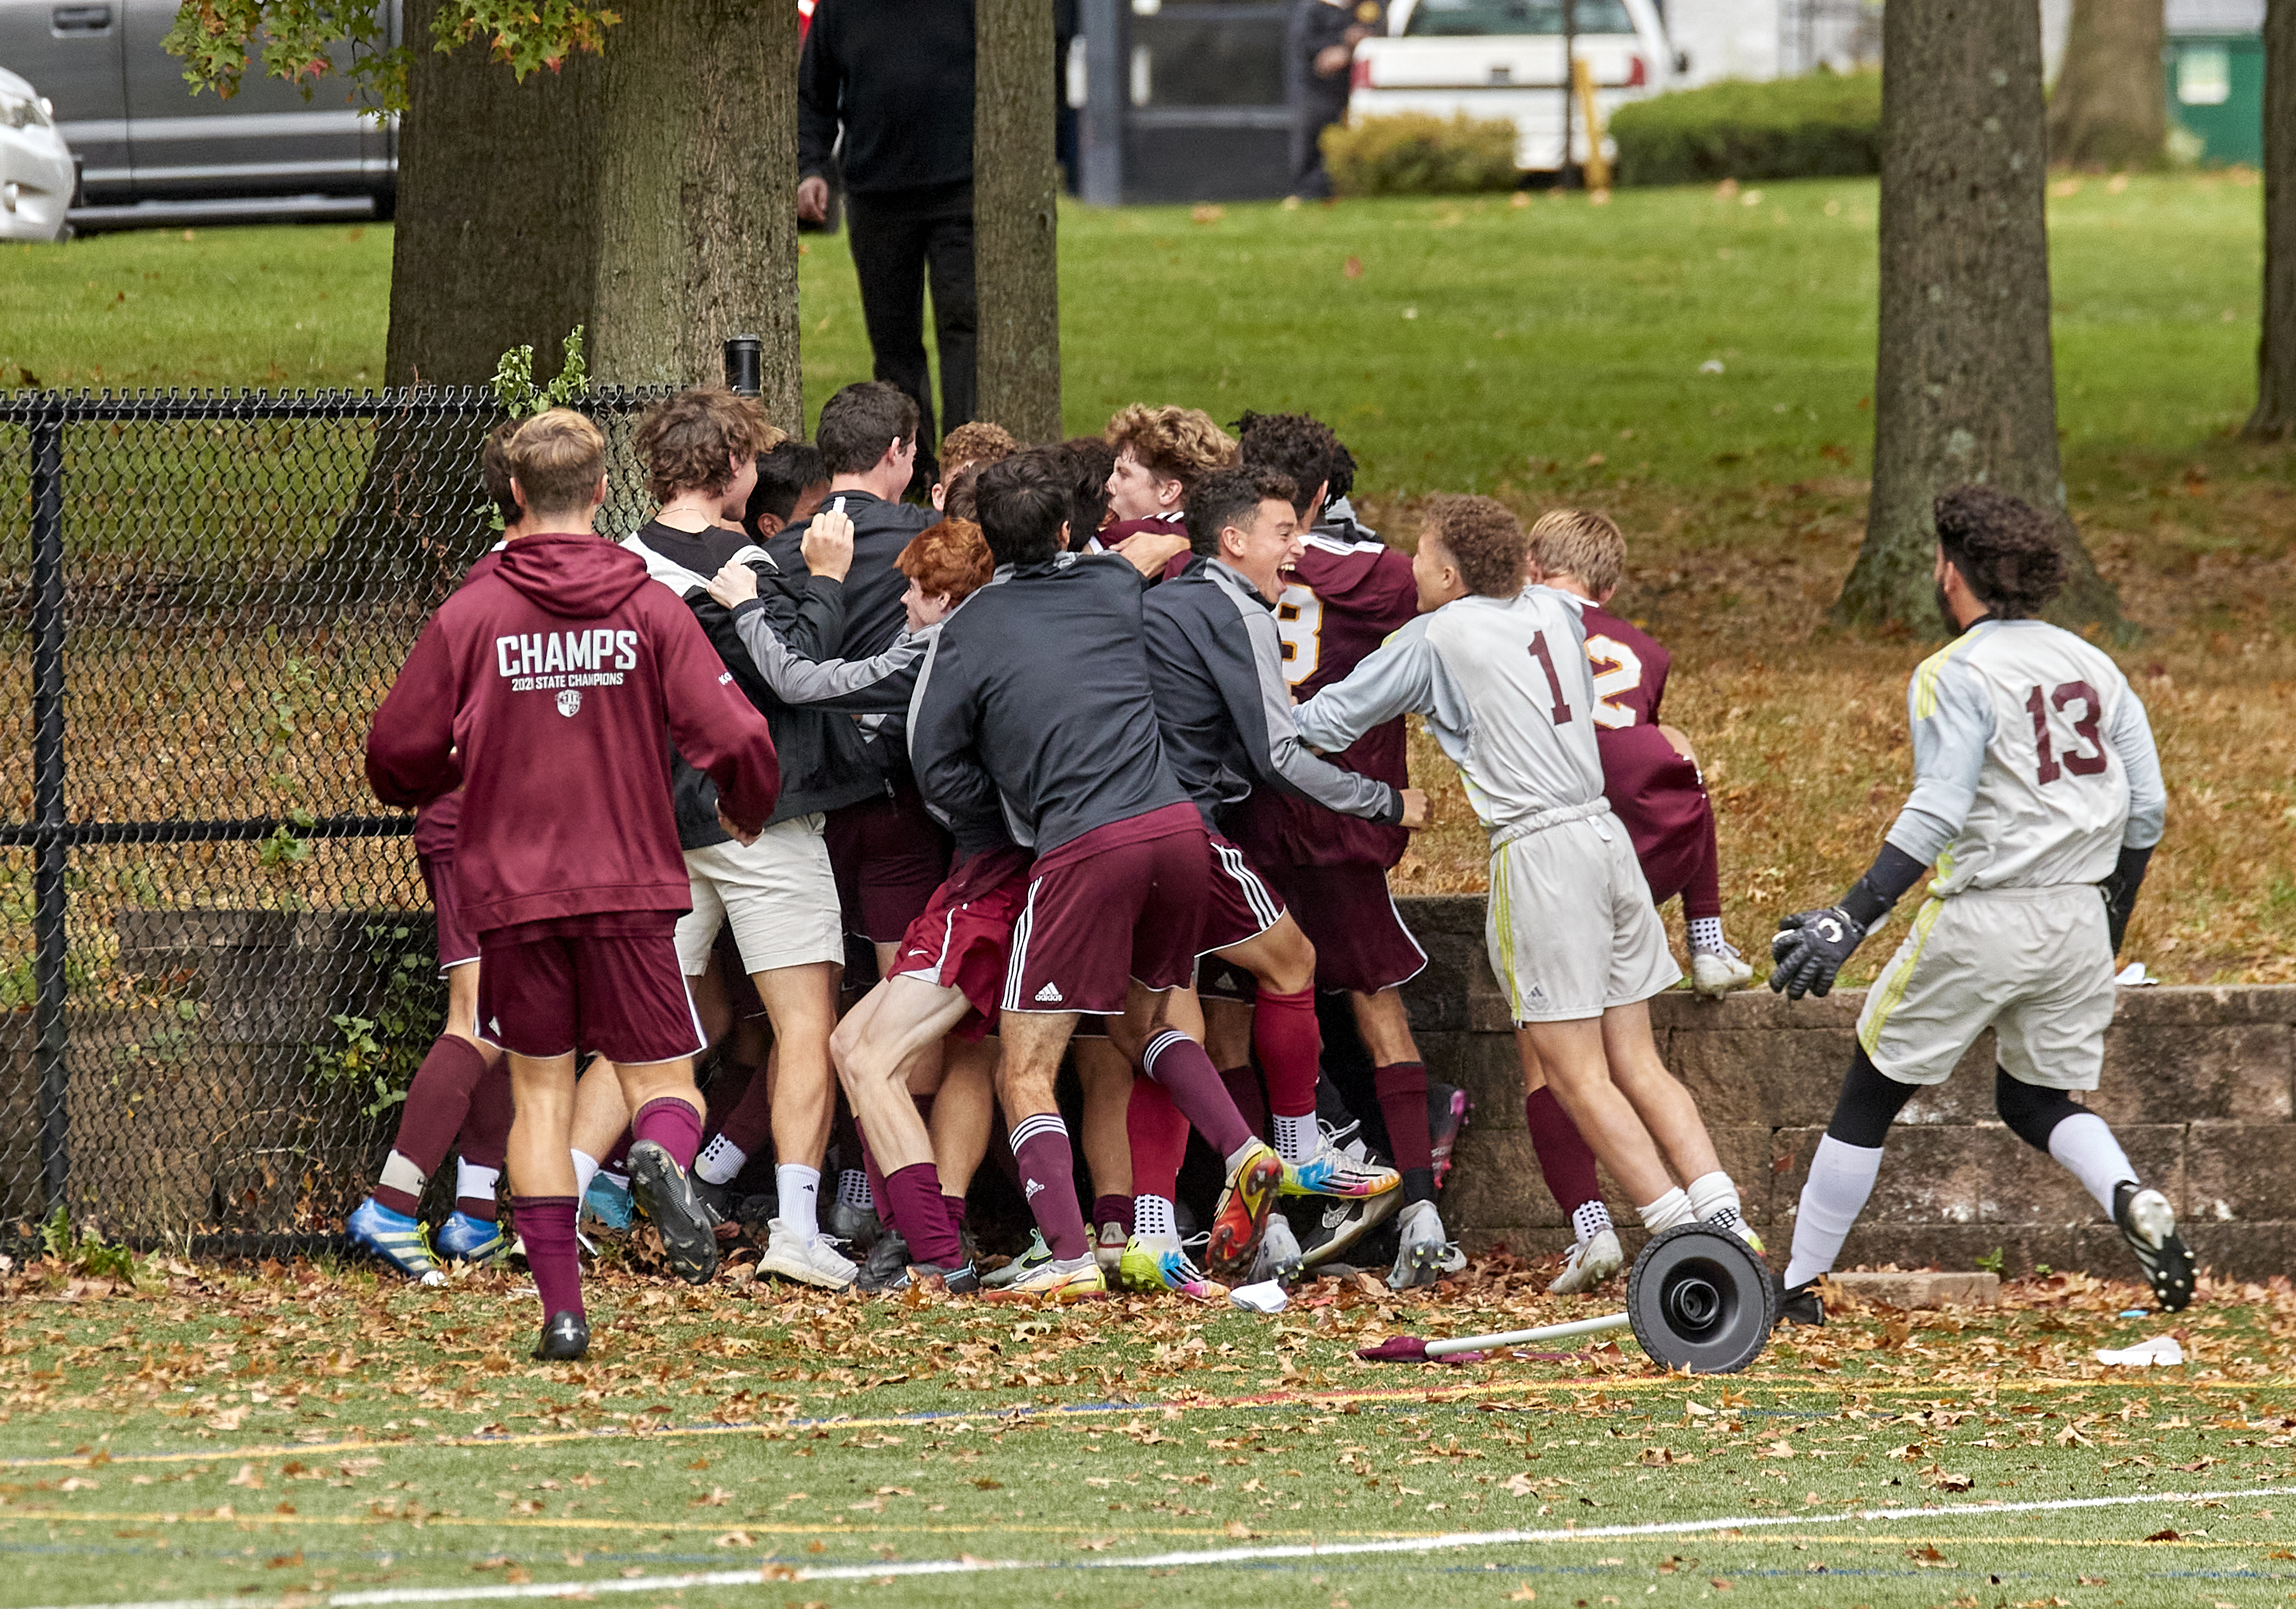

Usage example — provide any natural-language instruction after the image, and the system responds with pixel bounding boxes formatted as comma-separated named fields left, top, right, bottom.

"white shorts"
left=674, top=814, right=846, bottom=978
left=1856, top=882, right=2115, bottom=1090
left=1487, top=808, right=1681, bottom=1023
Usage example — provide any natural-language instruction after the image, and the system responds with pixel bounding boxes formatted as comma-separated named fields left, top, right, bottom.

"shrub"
left=1322, top=111, right=1520, bottom=196
left=1611, top=69, right=1881, bottom=187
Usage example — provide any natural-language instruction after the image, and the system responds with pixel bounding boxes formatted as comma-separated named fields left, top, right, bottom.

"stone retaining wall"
left=1395, top=896, right=2296, bottom=1282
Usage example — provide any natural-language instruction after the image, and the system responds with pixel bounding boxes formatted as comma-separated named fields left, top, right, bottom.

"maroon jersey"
left=1581, top=604, right=1711, bottom=889
left=1225, top=521, right=1418, bottom=869
left=1097, top=511, right=1186, bottom=548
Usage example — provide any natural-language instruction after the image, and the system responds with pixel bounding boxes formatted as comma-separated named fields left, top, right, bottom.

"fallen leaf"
left=1506, top=1590, right=1536, bottom=1602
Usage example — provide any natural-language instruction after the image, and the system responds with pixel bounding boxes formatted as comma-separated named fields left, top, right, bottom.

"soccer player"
left=1102, top=405, right=1237, bottom=545
left=741, top=438, right=830, bottom=543
left=1769, top=487, right=2186, bottom=1321
left=909, top=449, right=1292, bottom=1296
left=1294, top=496, right=1762, bottom=1274
left=623, top=387, right=882, bottom=1291
left=931, top=420, right=1018, bottom=514
left=366, top=408, right=781, bottom=1359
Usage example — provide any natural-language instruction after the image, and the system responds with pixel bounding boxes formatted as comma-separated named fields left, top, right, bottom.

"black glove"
left=2100, top=843, right=2154, bottom=957
left=1769, top=906, right=1868, bottom=1000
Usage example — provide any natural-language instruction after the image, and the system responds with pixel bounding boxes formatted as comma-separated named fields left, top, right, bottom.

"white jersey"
left=1292, top=585, right=1605, bottom=835
left=1886, top=619, right=2165, bottom=895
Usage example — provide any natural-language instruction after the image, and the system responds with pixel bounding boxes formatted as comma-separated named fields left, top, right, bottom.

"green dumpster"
left=2164, top=30, right=2264, bottom=167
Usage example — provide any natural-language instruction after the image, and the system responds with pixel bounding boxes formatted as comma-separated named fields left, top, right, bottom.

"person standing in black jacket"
left=798, top=0, right=977, bottom=464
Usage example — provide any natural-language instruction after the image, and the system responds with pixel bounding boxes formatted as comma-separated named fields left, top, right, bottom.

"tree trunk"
left=973, top=0, right=1063, bottom=443
left=1838, top=0, right=2125, bottom=638
left=2248, top=0, right=2296, bottom=440
left=590, top=0, right=803, bottom=430
left=2046, top=0, right=2167, bottom=170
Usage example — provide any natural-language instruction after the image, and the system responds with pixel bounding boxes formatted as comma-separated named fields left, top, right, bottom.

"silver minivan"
left=0, top=0, right=393, bottom=221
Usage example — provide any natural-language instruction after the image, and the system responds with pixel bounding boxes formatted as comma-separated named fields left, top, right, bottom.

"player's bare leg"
left=1340, top=984, right=1463, bottom=1290
left=932, top=1037, right=996, bottom=1227
left=612, top=1054, right=720, bottom=1286
left=1073, top=1037, right=1137, bottom=1273
left=1513, top=1038, right=1621, bottom=1292
left=825, top=974, right=975, bottom=1285
left=987, top=1010, right=1105, bottom=1299
left=746, top=960, right=852, bottom=1287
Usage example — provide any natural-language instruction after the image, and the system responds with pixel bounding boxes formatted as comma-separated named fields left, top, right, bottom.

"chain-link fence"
left=1, top=385, right=673, bottom=1255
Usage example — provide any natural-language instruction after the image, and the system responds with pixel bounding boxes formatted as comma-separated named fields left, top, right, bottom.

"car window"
left=1403, top=0, right=1636, bottom=35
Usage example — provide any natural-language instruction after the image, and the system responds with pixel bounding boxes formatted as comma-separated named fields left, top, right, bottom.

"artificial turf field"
left=2, top=1251, right=2292, bottom=1608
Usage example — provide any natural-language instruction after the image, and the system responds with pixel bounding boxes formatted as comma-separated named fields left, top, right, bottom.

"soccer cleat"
left=434, top=1210, right=506, bottom=1266
left=853, top=1229, right=915, bottom=1294
left=532, top=1310, right=590, bottom=1361
left=982, top=1228, right=1055, bottom=1290
left=883, top=1259, right=980, bottom=1297
left=1774, top=1276, right=1826, bottom=1328
left=1690, top=945, right=1754, bottom=999
left=1093, top=1220, right=1129, bottom=1278
left=581, top=1172, right=636, bottom=1231
left=1702, top=1206, right=1765, bottom=1256
left=1547, top=1228, right=1624, bottom=1294
left=2114, top=1182, right=2195, bottom=1312
left=346, top=1198, right=444, bottom=1286
left=1117, top=1233, right=1228, bottom=1299
left=828, top=1198, right=883, bottom=1254
left=1427, top=1082, right=1469, bottom=1193
left=1251, top=1213, right=1304, bottom=1286
left=755, top=1220, right=858, bottom=1290
left=626, top=1141, right=721, bottom=1286
left=983, top=1252, right=1105, bottom=1302
left=1207, top=1141, right=1284, bottom=1281
left=1294, top=1189, right=1404, bottom=1270
left=1389, top=1200, right=1462, bottom=1289
left=1281, top=1141, right=1401, bottom=1199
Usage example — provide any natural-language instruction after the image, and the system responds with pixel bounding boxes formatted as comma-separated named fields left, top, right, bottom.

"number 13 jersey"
left=1889, top=619, right=2166, bottom=897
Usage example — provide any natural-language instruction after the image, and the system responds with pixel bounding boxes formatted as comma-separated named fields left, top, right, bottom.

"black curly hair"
left=1933, top=485, right=2068, bottom=620
left=1233, top=411, right=1339, bottom=518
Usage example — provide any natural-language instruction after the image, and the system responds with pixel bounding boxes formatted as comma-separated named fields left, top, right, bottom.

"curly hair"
left=1104, top=405, right=1238, bottom=489
left=897, top=518, right=994, bottom=605
left=1234, top=410, right=1340, bottom=516
left=1185, top=467, right=1300, bottom=559
left=1526, top=508, right=1627, bottom=597
left=635, top=386, right=783, bottom=501
left=480, top=419, right=521, bottom=524
left=1933, top=485, right=2067, bottom=619
left=1423, top=495, right=1527, bottom=599
left=940, top=421, right=1019, bottom=480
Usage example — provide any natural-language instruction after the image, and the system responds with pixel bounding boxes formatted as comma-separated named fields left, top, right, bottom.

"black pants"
left=1289, top=86, right=1348, bottom=199
left=845, top=180, right=977, bottom=453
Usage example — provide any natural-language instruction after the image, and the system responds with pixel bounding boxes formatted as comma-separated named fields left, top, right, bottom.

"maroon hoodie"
left=366, top=532, right=780, bottom=934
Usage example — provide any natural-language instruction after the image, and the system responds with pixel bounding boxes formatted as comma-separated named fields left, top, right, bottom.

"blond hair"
left=1103, top=404, right=1238, bottom=489
left=1526, top=508, right=1627, bottom=597
left=506, top=409, right=607, bottom=517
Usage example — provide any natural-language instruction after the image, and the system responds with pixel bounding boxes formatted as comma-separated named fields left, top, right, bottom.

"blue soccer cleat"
left=347, top=1197, right=443, bottom=1286
left=435, top=1210, right=507, bottom=1266
left=582, top=1172, right=636, bottom=1231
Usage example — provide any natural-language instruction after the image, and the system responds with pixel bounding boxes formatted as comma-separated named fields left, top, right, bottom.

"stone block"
left=1650, top=986, right=1868, bottom=1033
left=1668, top=1026, right=1855, bottom=1128
left=1980, top=1125, right=2182, bottom=1226
left=2173, top=1221, right=2296, bottom=1285
left=1444, top=1137, right=1561, bottom=1231
left=1833, top=1270, right=2000, bottom=1309
left=1836, top=1225, right=2078, bottom=1278
left=2087, top=1025, right=2292, bottom=1125
left=2185, top=1124, right=2296, bottom=1224
left=1895, top=1035, right=2006, bottom=1124
left=2109, top=984, right=2296, bottom=1028
left=1773, top=1123, right=2007, bottom=1230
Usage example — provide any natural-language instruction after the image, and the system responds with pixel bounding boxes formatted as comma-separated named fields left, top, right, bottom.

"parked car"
left=0, top=60, right=73, bottom=238
left=0, top=0, right=393, bottom=229
left=1348, top=0, right=1676, bottom=172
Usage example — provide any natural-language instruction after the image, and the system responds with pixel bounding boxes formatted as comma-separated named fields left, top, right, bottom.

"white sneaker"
left=1093, top=1220, right=1128, bottom=1278
left=1251, top=1213, right=1304, bottom=1285
left=983, top=1251, right=1105, bottom=1303
left=1388, top=1200, right=1458, bottom=1290
left=755, top=1220, right=858, bottom=1290
left=1548, top=1227, right=1624, bottom=1294
left=1690, top=946, right=1753, bottom=999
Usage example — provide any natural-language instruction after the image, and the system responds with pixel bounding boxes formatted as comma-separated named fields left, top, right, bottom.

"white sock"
left=1688, top=917, right=1727, bottom=955
left=694, top=1134, right=745, bottom=1185
left=1571, top=1200, right=1613, bottom=1244
left=1638, top=1187, right=1694, bottom=1233
left=379, top=1151, right=426, bottom=1202
left=776, top=1163, right=822, bottom=1242
left=2046, top=1112, right=2137, bottom=1217
left=571, top=1148, right=601, bottom=1202
left=454, top=1159, right=500, bottom=1209
left=1272, top=1112, right=1316, bottom=1165
left=1135, top=1194, right=1177, bottom=1241
left=1784, top=1134, right=1883, bottom=1288
left=1685, top=1169, right=1742, bottom=1224
left=838, top=1168, right=874, bottom=1210
left=602, top=1167, right=630, bottom=1190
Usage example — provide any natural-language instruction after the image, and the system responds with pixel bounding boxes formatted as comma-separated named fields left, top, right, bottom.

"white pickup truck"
left=1348, top=0, right=1678, bottom=174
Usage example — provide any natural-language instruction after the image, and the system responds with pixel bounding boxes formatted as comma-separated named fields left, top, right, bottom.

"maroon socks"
left=1090, top=1193, right=1136, bottom=1238
left=512, top=1195, right=582, bottom=1319
left=1008, top=1110, right=1090, bottom=1260
left=1525, top=1086, right=1605, bottom=1218
left=632, top=1096, right=703, bottom=1171
left=1375, top=1060, right=1436, bottom=1204
left=882, top=1162, right=964, bottom=1267
left=1140, top=1028, right=1253, bottom=1160
left=1125, top=1074, right=1190, bottom=1202
left=1219, top=1064, right=1268, bottom=1140
left=1254, top=986, right=1323, bottom=1123
left=373, top=1034, right=493, bottom=1215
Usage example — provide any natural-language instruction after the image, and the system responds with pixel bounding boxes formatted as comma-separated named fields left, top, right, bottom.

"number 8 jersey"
left=1890, top=619, right=2167, bottom=896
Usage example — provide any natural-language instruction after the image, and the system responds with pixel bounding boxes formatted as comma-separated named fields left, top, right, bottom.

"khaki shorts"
left=1487, top=808, right=1681, bottom=1023
left=674, top=814, right=846, bottom=978
left=1856, top=882, right=2115, bottom=1089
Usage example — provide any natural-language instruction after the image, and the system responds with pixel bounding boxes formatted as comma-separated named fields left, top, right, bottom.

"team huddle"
left=358, top=381, right=2191, bottom=1362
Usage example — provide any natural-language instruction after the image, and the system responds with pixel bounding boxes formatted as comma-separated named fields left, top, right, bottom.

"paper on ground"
left=2115, top=962, right=2155, bottom=986
left=2094, top=1334, right=2182, bottom=1366
left=1229, top=1280, right=1287, bottom=1313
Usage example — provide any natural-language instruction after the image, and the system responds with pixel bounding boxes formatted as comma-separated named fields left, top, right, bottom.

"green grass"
left=1, top=1258, right=2292, bottom=1607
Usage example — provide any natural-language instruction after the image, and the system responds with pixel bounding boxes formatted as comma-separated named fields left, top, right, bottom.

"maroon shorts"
left=1258, top=859, right=1428, bottom=996
left=477, top=912, right=705, bottom=1065
left=888, top=846, right=1034, bottom=1042
left=1005, top=804, right=1209, bottom=1017
left=1198, top=834, right=1287, bottom=956
left=420, top=852, right=480, bottom=974
left=826, top=783, right=955, bottom=944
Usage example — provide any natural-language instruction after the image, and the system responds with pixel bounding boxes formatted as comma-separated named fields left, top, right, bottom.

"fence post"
left=29, top=401, right=68, bottom=1220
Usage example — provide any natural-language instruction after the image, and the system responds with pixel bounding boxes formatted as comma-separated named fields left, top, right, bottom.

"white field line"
left=22, top=1483, right=2295, bottom=1609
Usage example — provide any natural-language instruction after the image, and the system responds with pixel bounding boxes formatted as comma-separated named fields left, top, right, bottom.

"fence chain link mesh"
left=1, top=387, right=672, bottom=1254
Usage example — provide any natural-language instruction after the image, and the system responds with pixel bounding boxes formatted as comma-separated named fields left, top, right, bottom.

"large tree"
left=2046, top=0, right=2167, bottom=170
left=2249, top=0, right=2295, bottom=441
left=973, top=0, right=1063, bottom=442
left=1838, top=0, right=2124, bottom=636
